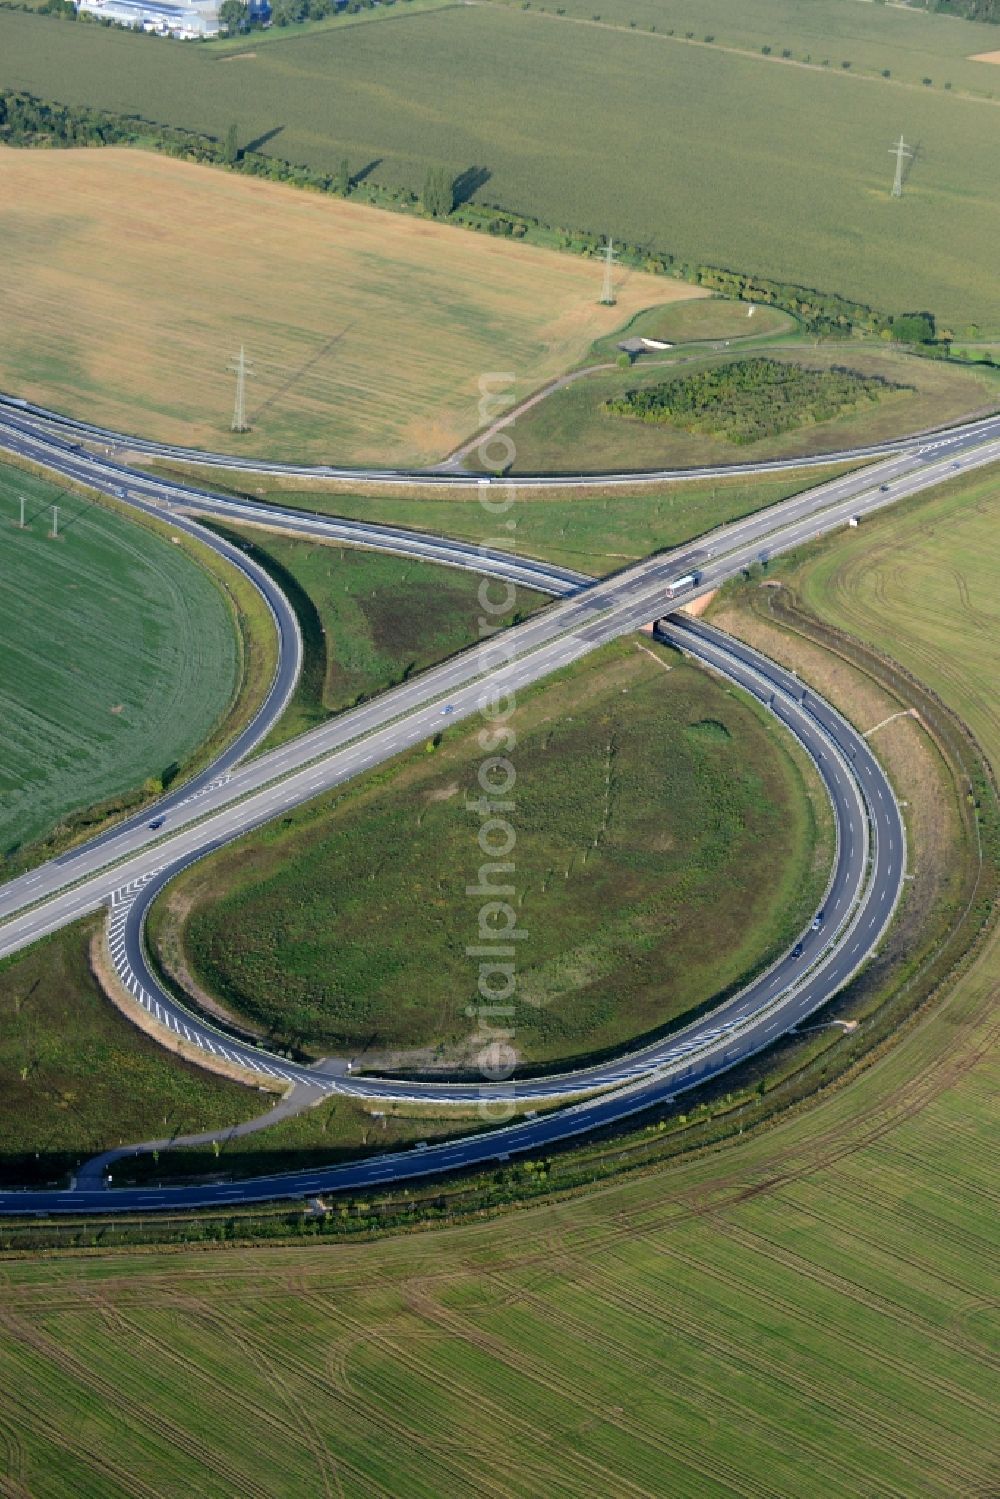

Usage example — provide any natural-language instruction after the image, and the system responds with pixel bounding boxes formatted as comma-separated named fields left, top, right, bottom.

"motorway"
left=0, top=404, right=997, bottom=1210
left=4, top=391, right=1000, bottom=486
left=0, top=611, right=904, bottom=1215
left=104, top=613, right=894, bottom=1104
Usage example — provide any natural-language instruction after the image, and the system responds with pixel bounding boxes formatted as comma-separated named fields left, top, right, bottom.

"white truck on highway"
left=665, top=571, right=701, bottom=599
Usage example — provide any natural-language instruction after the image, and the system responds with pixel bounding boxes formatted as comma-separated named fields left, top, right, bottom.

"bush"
left=890, top=311, right=936, bottom=344
left=605, top=357, right=911, bottom=445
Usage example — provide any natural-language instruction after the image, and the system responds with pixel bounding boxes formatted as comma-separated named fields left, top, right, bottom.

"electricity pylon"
left=228, top=345, right=254, bottom=433
left=889, top=135, right=912, bottom=198
left=599, top=237, right=617, bottom=305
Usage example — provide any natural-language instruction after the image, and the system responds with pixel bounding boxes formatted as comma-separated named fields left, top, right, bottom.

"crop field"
left=0, top=464, right=239, bottom=860
left=0, top=147, right=687, bottom=466
left=796, top=465, right=1000, bottom=808
left=502, top=345, right=999, bottom=473
left=1, top=4, right=999, bottom=331
left=170, top=462, right=857, bottom=575
left=492, top=0, right=1000, bottom=96
left=211, top=524, right=542, bottom=746
left=0, top=469, right=995, bottom=1496
left=158, top=636, right=831, bottom=1067
left=0, top=919, right=258, bottom=1187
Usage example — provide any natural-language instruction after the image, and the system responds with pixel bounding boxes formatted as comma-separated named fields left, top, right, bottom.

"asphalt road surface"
left=0, top=616, right=903, bottom=1216
left=4, top=391, right=1000, bottom=486
left=104, top=614, right=896, bottom=1104
left=0, top=406, right=996, bottom=1211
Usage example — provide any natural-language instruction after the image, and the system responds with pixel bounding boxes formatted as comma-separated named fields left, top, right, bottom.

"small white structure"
left=76, top=0, right=221, bottom=37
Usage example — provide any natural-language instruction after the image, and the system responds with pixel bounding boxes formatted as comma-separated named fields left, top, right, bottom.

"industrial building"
left=75, top=0, right=222, bottom=37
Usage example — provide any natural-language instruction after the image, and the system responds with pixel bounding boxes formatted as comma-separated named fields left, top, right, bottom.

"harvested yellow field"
left=0, top=148, right=701, bottom=464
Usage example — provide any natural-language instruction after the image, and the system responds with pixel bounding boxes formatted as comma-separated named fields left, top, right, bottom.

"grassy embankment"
left=0, top=468, right=995, bottom=1497
left=147, top=463, right=860, bottom=576
left=595, top=297, right=794, bottom=352
left=0, top=460, right=255, bottom=865
left=1, top=3, right=999, bottom=330
left=152, top=634, right=832, bottom=1069
left=0, top=919, right=262, bottom=1187
left=207, top=523, right=546, bottom=748
left=0, top=146, right=693, bottom=465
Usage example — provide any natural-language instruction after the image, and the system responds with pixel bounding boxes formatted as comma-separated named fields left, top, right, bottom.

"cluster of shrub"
left=0, top=0, right=78, bottom=20
left=0, top=89, right=958, bottom=355
left=605, top=357, right=911, bottom=445
left=224, top=0, right=395, bottom=30
left=932, top=0, right=999, bottom=20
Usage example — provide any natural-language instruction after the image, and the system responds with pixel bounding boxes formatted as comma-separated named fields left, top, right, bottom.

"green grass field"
left=0, top=464, right=240, bottom=860
left=502, top=345, right=999, bottom=473
left=0, top=467, right=995, bottom=1496
left=210, top=524, right=543, bottom=747
left=157, top=636, right=831, bottom=1067
left=2, top=2, right=998, bottom=330
left=0, top=919, right=258, bottom=1187
left=163, top=463, right=857, bottom=574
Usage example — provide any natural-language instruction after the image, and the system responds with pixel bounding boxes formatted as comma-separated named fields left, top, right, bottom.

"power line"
left=888, top=134, right=912, bottom=198
left=228, top=345, right=254, bottom=433
left=599, top=236, right=617, bottom=306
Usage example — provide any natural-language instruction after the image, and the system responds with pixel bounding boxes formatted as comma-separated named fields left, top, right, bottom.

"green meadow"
left=159, top=636, right=830, bottom=1065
